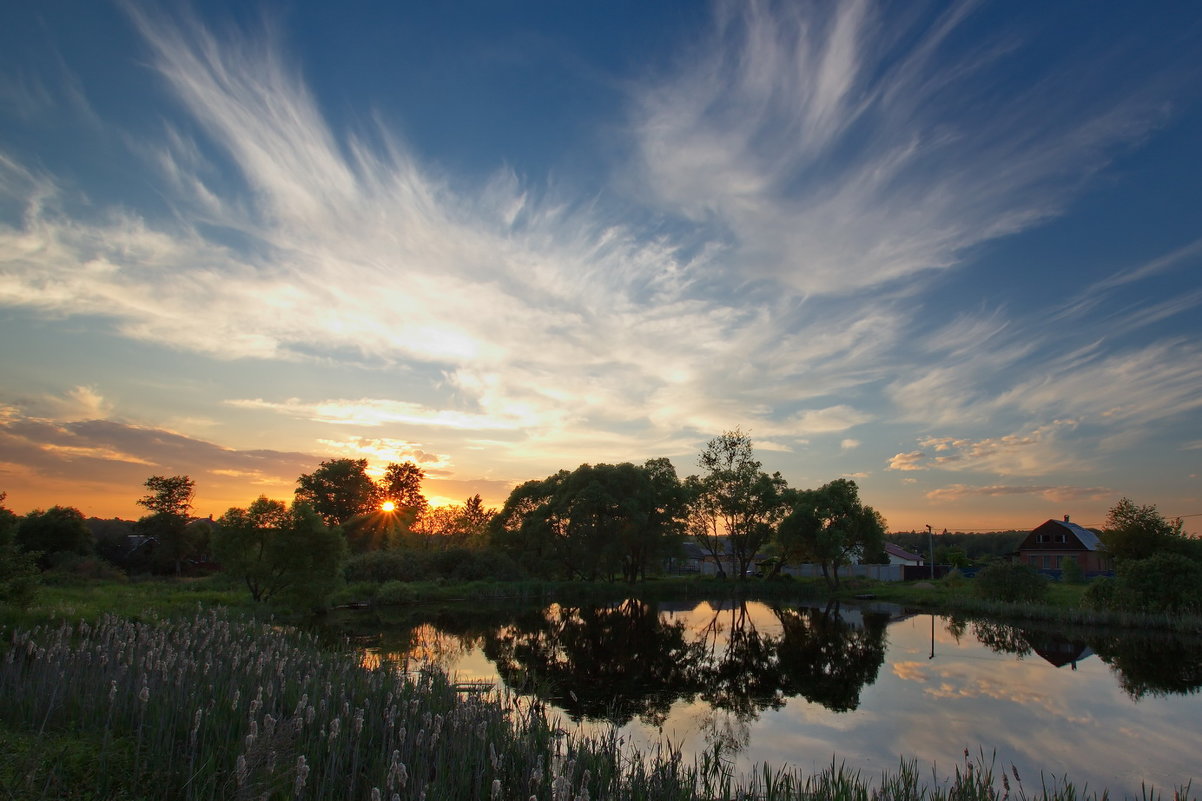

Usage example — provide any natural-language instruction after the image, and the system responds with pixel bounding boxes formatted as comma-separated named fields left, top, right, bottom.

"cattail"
left=236, top=755, right=248, bottom=787
left=108, top=680, right=117, bottom=703
left=139, top=685, right=150, bottom=704
left=264, top=714, right=276, bottom=736
left=491, top=779, right=501, bottom=800
left=232, top=689, right=241, bottom=711
left=294, top=756, right=309, bottom=796
left=372, top=789, right=381, bottom=801
left=354, top=708, right=364, bottom=735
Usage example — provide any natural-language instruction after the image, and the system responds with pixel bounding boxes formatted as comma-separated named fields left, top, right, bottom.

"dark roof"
left=1042, top=519, right=1102, bottom=551
left=885, top=542, right=923, bottom=562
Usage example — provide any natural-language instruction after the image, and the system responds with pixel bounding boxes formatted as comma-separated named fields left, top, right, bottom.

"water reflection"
left=322, top=599, right=1202, bottom=795
left=948, top=616, right=1202, bottom=699
left=331, top=598, right=892, bottom=725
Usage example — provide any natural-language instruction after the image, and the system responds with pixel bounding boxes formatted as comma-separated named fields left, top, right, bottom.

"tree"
left=688, top=430, right=789, bottom=579
left=0, top=492, right=39, bottom=608
left=1101, top=497, right=1192, bottom=562
left=138, top=475, right=195, bottom=517
left=214, top=498, right=346, bottom=608
left=776, top=479, right=886, bottom=589
left=490, top=461, right=684, bottom=581
left=16, top=505, right=93, bottom=568
left=379, top=462, right=429, bottom=521
left=295, top=459, right=379, bottom=527
left=136, top=475, right=198, bottom=575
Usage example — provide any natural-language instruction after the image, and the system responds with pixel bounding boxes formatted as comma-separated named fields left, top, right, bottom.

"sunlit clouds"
left=0, top=1, right=1200, bottom=525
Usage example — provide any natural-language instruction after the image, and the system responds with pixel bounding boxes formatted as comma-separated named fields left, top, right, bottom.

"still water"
left=325, top=598, right=1202, bottom=796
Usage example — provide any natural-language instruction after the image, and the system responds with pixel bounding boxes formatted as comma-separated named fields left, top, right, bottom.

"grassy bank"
left=1, top=609, right=1194, bottom=801
left=0, top=574, right=252, bottom=628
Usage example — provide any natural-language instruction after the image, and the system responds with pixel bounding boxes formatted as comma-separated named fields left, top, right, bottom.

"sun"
left=380, top=500, right=396, bottom=513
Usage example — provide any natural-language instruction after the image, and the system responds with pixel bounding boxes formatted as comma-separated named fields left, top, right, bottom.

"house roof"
left=1047, top=519, right=1102, bottom=551
left=885, top=542, right=923, bottom=562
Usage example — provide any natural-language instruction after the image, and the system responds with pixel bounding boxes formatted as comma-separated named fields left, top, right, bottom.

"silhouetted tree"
left=214, top=498, right=345, bottom=608
left=490, top=461, right=685, bottom=581
left=379, top=462, right=428, bottom=521
left=135, top=475, right=198, bottom=575
left=0, top=492, right=39, bottom=608
left=688, top=430, right=789, bottom=579
left=295, top=459, right=379, bottom=527
left=776, top=479, right=886, bottom=588
left=1101, top=497, right=1195, bottom=562
left=16, top=505, right=93, bottom=568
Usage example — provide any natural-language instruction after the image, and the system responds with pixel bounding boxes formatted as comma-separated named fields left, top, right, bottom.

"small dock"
left=452, top=679, right=495, bottom=694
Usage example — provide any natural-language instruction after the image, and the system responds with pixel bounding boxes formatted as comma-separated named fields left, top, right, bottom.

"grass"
left=1, top=608, right=1195, bottom=801
left=0, top=574, right=250, bottom=627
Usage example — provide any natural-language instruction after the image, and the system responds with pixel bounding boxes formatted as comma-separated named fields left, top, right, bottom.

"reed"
left=1, top=610, right=1195, bottom=800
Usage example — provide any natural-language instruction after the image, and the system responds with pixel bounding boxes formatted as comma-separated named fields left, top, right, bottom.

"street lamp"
left=926, top=524, right=934, bottom=580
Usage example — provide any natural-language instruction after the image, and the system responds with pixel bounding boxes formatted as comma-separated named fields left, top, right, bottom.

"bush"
left=344, top=550, right=431, bottom=583
left=1108, top=552, right=1202, bottom=614
left=975, top=561, right=1049, bottom=603
left=376, top=579, right=417, bottom=605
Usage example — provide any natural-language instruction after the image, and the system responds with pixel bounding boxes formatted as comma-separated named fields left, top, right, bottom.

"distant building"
left=1016, top=515, right=1111, bottom=575
left=884, top=542, right=924, bottom=566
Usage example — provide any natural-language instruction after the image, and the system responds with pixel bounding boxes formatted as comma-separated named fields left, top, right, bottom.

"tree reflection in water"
left=960, top=617, right=1202, bottom=700
left=775, top=601, right=890, bottom=713
left=479, top=599, right=890, bottom=727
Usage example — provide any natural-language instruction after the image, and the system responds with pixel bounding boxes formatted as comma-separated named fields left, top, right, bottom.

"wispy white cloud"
left=925, top=484, right=1112, bottom=503
left=227, top=397, right=529, bottom=431
left=0, top=0, right=1197, bottom=512
left=888, top=421, right=1083, bottom=477
left=629, top=0, right=1169, bottom=295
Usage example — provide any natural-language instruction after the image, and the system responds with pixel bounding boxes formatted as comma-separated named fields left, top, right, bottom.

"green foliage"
left=0, top=494, right=39, bottom=609
left=135, top=475, right=200, bottom=575
left=344, top=547, right=525, bottom=584
left=491, top=460, right=686, bottom=581
left=1059, top=556, right=1085, bottom=585
left=295, top=458, right=432, bottom=530
left=975, top=562, right=1049, bottom=603
left=137, top=475, right=195, bottom=517
left=688, top=430, right=790, bottom=579
left=378, top=461, right=428, bottom=519
left=375, top=579, right=417, bottom=605
left=1085, top=552, right=1202, bottom=615
left=776, top=479, right=886, bottom=589
left=214, top=498, right=346, bottom=609
left=1101, top=497, right=1190, bottom=562
left=16, top=505, right=93, bottom=568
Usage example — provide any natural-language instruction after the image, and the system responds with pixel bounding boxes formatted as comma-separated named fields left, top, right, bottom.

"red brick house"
left=1016, top=515, right=1111, bottom=575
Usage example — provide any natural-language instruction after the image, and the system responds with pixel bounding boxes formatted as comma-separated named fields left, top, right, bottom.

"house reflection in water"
left=1032, top=635, right=1094, bottom=670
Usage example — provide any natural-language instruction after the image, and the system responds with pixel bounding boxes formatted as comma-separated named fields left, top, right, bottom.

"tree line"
left=2, top=429, right=892, bottom=608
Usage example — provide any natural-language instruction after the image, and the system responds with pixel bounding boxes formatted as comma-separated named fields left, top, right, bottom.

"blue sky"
left=1, top=0, right=1200, bottom=532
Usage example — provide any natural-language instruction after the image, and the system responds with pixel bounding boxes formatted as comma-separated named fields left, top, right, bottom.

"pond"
left=323, top=598, right=1202, bottom=796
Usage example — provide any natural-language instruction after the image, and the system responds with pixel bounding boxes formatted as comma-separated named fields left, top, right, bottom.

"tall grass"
left=1, top=609, right=1195, bottom=800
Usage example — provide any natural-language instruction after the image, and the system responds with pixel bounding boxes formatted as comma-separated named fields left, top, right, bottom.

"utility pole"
left=926, top=524, right=934, bottom=580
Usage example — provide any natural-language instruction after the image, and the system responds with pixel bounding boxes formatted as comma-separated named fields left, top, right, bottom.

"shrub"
left=1114, top=552, right=1202, bottom=614
left=376, top=579, right=417, bottom=605
left=344, top=550, right=431, bottom=583
left=975, top=561, right=1048, bottom=603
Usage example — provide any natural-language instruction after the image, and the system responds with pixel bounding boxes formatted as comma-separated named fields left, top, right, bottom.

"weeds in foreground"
left=0, top=609, right=1196, bottom=800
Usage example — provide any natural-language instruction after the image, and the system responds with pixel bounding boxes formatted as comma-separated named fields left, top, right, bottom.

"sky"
left=1, top=0, right=1200, bottom=533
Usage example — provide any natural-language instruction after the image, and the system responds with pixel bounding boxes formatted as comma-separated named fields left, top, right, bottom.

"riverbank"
left=9, top=572, right=1202, bottom=635
left=1, top=608, right=1194, bottom=801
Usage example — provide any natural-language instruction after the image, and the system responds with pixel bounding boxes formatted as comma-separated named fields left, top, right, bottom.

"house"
left=884, top=542, right=924, bottom=566
left=1016, top=515, right=1111, bottom=575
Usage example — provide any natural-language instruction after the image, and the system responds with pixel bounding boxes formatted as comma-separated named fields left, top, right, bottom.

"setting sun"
left=380, top=500, right=396, bottom=513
